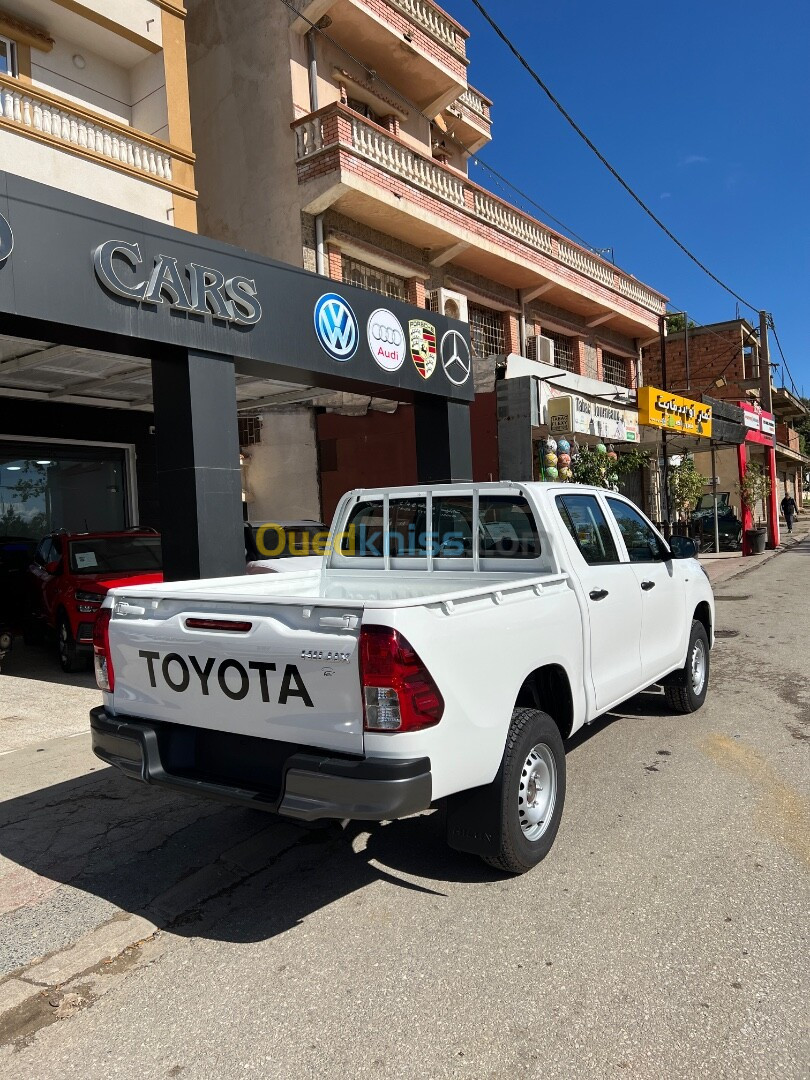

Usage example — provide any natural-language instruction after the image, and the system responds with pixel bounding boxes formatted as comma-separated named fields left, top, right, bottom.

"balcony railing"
left=457, top=86, right=491, bottom=121
left=293, top=105, right=667, bottom=316
left=0, top=75, right=195, bottom=196
left=387, top=0, right=466, bottom=57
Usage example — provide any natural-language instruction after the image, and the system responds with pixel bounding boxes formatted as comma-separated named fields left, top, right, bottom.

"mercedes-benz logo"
left=0, top=212, right=13, bottom=263
left=440, top=329, right=471, bottom=386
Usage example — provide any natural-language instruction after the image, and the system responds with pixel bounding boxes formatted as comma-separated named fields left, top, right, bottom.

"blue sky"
left=453, top=0, right=809, bottom=396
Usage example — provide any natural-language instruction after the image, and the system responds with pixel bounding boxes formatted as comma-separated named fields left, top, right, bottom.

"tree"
left=669, top=456, right=706, bottom=518
left=794, top=396, right=810, bottom=457
left=665, top=313, right=697, bottom=335
left=738, top=461, right=771, bottom=527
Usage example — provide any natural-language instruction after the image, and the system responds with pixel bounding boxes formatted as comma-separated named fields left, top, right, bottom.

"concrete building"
left=185, top=0, right=667, bottom=522
left=642, top=319, right=808, bottom=518
left=0, top=0, right=197, bottom=229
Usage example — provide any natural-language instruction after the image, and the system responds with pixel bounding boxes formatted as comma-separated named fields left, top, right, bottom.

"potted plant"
left=738, top=461, right=771, bottom=554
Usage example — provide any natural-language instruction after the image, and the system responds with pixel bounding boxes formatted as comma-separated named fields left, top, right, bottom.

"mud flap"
left=445, top=777, right=504, bottom=857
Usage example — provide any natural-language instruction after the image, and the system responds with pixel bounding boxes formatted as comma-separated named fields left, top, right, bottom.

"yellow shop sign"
left=637, top=386, right=712, bottom=438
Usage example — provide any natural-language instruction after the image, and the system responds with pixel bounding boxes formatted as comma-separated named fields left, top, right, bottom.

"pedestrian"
left=780, top=492, right=798, bottom=534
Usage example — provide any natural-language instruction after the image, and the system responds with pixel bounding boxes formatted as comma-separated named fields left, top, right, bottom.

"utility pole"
left=658, top=314, right=672, bottom=529
left=759, top=311, right=779, bottom=548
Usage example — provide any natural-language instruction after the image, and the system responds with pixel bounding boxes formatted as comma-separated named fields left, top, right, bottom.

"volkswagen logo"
left=314, top=293, right=358, bottom=362
left=440, top=329, right=471, bottom=386
left=367, top=308, right=406, bottom=372
left=0, top=212, right=12, bottom=263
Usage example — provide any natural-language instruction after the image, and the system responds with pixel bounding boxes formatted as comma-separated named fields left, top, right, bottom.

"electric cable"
left=464, top=0, right=761, bottom=315
left=768, top=319, right=799, bottom=396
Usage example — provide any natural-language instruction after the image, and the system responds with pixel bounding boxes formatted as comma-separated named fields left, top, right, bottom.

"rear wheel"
left=481, top=708, right=566, bottom=875
left=664, top=620, right=710, bottom=714
left=57, top=612, right=84, bottom=673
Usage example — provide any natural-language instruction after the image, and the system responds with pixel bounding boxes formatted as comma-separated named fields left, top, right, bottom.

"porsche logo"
left=409, top=319, right=437, bottom=380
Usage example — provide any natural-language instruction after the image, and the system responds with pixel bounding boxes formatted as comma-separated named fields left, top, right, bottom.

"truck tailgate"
left=108, top=597, right=364, bottom=754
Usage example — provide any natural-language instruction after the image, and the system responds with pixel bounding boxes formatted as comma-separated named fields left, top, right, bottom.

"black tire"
left=664, top=619, right=710, bottom=714
left=481, top=708, right=566, bottom=875
left=57, top=612, right=84, bottom=673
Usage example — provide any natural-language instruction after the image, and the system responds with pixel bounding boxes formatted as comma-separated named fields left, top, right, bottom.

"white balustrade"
left=474, top=190, right=553, bottom=255
left=557, top=242, right=616, bottom=288
left=458, top=87, right=490, bottom=121
left=350, top=116, right=466, bottom=206
left=619, top=276, right=664, bottom=312
left=387, top=0, right=464, bottom=54
left=294, top=116, right=324, bottom=159
left=0, top=83, right=173, bottom=183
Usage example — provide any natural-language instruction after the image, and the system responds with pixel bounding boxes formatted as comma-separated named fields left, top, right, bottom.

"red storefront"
left=736, top=401, right=778, bottom=554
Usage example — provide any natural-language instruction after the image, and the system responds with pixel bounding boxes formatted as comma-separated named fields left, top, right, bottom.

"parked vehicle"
left=0, top=535, right=37, bottom=670
left=91, top=484, right=713, bottom=874
left=691, top=493, right=742, bottom=551
left=27, top=529, right=162, bottom=672
left=244, top=519, right=326, bottom=574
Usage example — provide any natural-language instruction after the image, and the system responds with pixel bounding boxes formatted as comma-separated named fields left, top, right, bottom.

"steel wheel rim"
left=59, top=620, right=69, bottom=661
left=518, top=742, right=557, bottom=842
left=691, top=638, right=706, bottom=696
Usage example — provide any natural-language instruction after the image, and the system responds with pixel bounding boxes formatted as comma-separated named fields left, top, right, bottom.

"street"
left=1, top=538, right=808, bottom=1080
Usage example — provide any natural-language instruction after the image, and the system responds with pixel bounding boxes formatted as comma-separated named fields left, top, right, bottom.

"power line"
left=464, top=0, right=761, bottom=315
left=768, top=318, right=799, bottom=397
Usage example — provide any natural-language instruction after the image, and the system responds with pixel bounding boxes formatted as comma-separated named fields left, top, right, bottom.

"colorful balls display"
left=545, top=466, right=559, bottom=480
left=545, top=438, right=557, bottom=452
left=559, top=467, right=572, bottom=480
left=558, top=452, right=571, bottom=467
left=544, top=452, right=558, bottom=468
left=595, top=442, right=607, bottom=454
left=556, top=439, right=571, bottom=455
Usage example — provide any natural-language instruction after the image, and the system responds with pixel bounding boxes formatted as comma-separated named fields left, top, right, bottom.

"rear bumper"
left=89, top=706, right=431, bottom=822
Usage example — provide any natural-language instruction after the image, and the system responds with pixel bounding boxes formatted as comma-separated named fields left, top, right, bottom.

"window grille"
left=468, top=303, right=505, bottom=358
left=341, top=256, right=405, bottom=299
left=539, top=329, right=575, bottom=372
left=602, top=350, right=630, bottom=387
left=238, top=415, right=262, bottom=447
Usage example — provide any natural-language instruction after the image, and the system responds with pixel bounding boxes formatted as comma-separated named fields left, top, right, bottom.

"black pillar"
left=413, top=395, right=473, bottom=483
left=496, top=376, right=534, bottom=480
left=151, top=348, right=244, bottom=580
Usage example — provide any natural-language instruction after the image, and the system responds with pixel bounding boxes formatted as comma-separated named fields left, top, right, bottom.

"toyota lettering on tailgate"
left=138, top=651, right=314, bottom=707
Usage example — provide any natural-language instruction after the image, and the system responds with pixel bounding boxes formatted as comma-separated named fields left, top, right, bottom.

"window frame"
left=0, top=35, right=17, bottom=78
left=604, top=495, right=669, bottom=564
left=555, top=493, right=620, bottom=566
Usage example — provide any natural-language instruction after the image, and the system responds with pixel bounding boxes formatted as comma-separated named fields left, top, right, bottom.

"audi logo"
left=370, top=323, right=403, bottom=346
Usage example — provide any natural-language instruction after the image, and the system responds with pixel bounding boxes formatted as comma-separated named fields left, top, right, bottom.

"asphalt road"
left=1, top=541, right=808, bottom=1078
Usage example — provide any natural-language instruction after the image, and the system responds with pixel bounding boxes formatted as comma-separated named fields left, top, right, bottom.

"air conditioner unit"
left=430, top=288, right=468, bottom=323
left=527, top=334, right=555, bottom=366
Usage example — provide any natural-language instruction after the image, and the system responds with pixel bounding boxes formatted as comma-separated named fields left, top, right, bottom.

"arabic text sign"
left=637, top=386, right=712, bottom=438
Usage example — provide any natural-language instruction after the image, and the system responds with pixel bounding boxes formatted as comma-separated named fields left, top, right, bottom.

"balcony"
left=291, top=0, right=468, bottom=115
left=0, top=74, right=195, bottom=215
left=441, top=84, right=492, bottom=154
left=292, top=104, right=666, bottom=336
left=776, top=423, right=801, bottom=455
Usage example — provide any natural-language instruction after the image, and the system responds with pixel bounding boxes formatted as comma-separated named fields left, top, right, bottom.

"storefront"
left=0, top=171, right=473, bottom=578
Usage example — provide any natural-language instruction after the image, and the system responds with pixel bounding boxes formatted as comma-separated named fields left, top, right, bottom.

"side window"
left=556, top=495, right=619, bottom=565
left=0, top=36, right=17, bottom=78
left=606, top=499, right=665, bottom=563
left=478, top=496, right=541, bottom=559
left=34, top=539, right=50, bottom=566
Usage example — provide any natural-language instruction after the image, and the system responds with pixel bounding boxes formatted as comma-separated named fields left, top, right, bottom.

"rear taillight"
left=359, top=626, right=443, bottom=732
left=93, top=607, right=114, bottom=692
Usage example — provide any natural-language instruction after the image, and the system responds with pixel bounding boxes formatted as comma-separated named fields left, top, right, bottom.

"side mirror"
left=45, top=559, right=61, bottom=575
left=667, top=535, right=699, bottom=560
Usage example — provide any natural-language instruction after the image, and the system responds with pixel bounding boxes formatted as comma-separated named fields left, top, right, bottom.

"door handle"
left=589, top=588, right=609, bottom=601
left=641, top=580, right=656, bottom=591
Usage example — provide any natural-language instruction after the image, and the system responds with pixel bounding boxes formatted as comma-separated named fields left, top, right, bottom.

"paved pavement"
left=0, top=536, right=808, bottom=1078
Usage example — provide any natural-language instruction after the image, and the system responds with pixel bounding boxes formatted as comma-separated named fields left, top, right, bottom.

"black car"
left=244, top=520, right=327, bottom=563
left=691, top=494, right=743, bottom=552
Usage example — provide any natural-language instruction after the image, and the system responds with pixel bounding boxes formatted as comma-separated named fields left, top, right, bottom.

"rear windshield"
left=249, top=524, right=326, bottom=559
left=339, top=495, right=540, bottom=559
left=68, top=536, right=162, bottom=574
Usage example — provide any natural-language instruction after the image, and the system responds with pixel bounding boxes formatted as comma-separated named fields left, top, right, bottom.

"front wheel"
left=481, top=708, right=566, bottom=875
left=664, top=619, right=710, bottom=714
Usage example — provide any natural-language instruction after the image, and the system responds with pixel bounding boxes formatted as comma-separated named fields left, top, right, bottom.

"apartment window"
left=0, top=36, right=17, bottom=77
left=469, top=303, right=505, bottom=358
left=602, top=350, right=630, bottom=387
left=341, top=256, right=405, bottom=299
left=238, top=415, right=262, bottom=447
left=540, top=329, right=575, bottom=372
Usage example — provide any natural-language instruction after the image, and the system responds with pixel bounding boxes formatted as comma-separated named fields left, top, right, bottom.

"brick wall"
left=642, top=323, right=750, bottom=400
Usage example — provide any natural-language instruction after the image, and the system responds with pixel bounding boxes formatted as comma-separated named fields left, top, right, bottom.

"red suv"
left=27, top=529, right=163, bottom=672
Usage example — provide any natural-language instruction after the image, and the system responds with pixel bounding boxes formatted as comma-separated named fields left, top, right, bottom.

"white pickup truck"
left=90, top=483, right=714, bottom=874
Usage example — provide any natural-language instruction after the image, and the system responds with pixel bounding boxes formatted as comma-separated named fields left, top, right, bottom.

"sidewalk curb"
left=704, top=529, right=808, bottom=587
